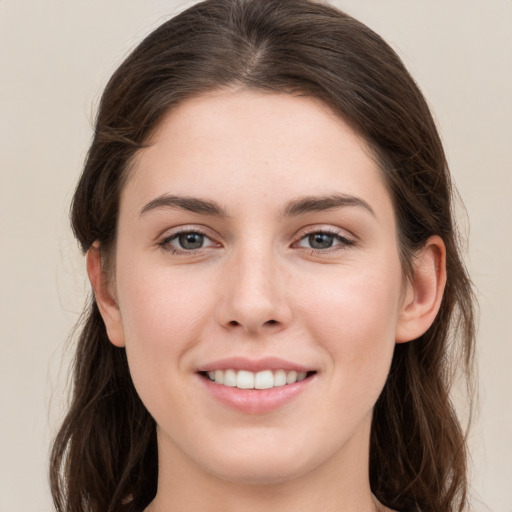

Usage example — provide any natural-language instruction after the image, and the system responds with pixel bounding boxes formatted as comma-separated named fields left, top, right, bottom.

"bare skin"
left=88, top=90, right=445, bottom=512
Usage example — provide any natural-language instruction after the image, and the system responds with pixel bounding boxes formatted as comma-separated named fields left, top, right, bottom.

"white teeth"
left=224, top=369, right=237, bottom=387
left=274, top=369, right=287, bottom=387
left=205, top=369, right=310, bottom=389
left=236, top=370, right=254, bottom=389
left=214, top=369, right=224, bottom=385
left=286, top=370, right=297, bottom=385
left=254, top=370, right=274, bottom=389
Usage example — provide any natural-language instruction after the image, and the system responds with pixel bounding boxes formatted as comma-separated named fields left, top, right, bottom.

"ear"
left=395, top=235, right=447, bottom=344
left=86, top=243, right=125, bottom=347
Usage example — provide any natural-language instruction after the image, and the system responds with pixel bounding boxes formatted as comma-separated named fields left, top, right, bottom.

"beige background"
left=1, top=1, right=511, bottom=511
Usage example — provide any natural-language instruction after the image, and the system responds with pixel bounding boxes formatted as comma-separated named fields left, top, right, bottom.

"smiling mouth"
left=200, top=369, right=316, bottom=390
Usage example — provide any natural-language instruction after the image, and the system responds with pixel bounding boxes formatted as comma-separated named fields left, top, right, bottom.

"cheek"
left=115, top=264, right=216, bottom=422
left=296, top=260, right=403, bottom=374
left=117, top=256, right=211, bottom=335
left=114, top=257, right=218, bottom=387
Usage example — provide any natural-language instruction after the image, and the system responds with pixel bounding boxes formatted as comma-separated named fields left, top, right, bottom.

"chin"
left=192, top=436, right=325, bottom=486
left=206, top=457, right=310, bottom=486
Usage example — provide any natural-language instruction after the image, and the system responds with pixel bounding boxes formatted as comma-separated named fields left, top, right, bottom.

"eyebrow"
left=139, top=192, right=374, bottom=218
left=282, top=193, right=375, bottom=217
left=140, top=194, right=229, bottom=217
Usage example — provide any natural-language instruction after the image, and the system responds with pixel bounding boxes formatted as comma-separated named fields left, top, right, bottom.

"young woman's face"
left=108, top=90, right=412, bottom=486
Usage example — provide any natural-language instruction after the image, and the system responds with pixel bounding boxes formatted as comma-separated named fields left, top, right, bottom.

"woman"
left=50, top=1, right=476, bottom=511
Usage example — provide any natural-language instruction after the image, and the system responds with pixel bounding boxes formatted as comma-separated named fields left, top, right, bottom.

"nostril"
left=224, top=318, right=280, bottom=330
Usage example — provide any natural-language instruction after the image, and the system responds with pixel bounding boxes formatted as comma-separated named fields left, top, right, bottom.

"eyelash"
left=157, top=227, right=356, bottom=255
left=158, top=227, right=215, bottom=255
left=294, top=228, right=356, bottom=254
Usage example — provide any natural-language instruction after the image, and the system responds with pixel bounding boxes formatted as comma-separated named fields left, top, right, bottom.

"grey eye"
left=308, top=233, right=335, bottom=249
left=178, top=232, right=205, bottom=250
left=160, top=229, right=218, bottom=253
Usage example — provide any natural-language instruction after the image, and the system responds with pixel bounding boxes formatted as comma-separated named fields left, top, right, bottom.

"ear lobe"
left=86, top=243, right=125, bottom=347
left=395, top=235, right=447, bottom=344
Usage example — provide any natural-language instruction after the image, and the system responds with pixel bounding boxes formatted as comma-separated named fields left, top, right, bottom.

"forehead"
left=123, top=90, right=392, bottom=221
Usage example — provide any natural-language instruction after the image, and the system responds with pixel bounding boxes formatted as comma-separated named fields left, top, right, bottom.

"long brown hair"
left=50, top=1, right=476, bottom=511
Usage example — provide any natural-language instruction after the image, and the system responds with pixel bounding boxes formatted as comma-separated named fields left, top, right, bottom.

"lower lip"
left=199, top=374, right=315, bottom=414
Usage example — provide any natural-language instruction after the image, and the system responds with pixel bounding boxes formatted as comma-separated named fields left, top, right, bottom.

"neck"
left=147, top=480, right=382, bottom=512
left=147, top=421, right=386, bottom=512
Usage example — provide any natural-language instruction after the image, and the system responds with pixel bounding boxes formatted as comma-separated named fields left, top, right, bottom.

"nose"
left=216, top=244, right=292, bottom=335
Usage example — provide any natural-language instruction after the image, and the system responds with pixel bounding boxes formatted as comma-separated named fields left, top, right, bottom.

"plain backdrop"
left=1, top=1, right=511, bottom=511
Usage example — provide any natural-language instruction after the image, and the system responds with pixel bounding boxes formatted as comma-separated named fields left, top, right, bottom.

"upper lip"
left=197, top=357, right=313, bottom=373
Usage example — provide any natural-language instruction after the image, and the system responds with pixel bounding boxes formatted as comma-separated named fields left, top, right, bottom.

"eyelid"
left=295, top=224, right=356, bottom=241
left=292, top=225, right=357, bottom=252
left=157, top=225, right=221, bottom=254
left=156, top=224, right=356, bottom=255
